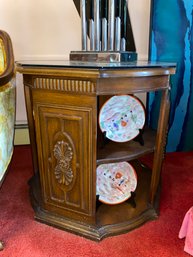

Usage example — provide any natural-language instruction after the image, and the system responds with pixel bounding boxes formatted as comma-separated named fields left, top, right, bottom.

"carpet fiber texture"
left=0, top=146, right=193, bottom=257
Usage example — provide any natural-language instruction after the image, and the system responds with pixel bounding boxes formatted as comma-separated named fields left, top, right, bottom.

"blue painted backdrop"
left=149, top=0, right=193, bottom=151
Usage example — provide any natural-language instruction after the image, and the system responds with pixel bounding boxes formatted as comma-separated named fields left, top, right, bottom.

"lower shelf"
left=29, top=160, right=159, bottom=241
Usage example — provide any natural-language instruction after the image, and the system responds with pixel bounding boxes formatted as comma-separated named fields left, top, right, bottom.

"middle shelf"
left=97, top=127, right=156, bottom=165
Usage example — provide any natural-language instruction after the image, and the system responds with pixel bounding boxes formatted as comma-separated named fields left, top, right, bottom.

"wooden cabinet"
left=17, top=60, right=176, bottom=240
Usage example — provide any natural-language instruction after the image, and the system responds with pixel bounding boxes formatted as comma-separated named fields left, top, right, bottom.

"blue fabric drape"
left=149, top=0, right=193, bottom=151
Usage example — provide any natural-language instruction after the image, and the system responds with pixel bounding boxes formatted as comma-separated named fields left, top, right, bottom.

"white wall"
left=129, top=0, right=151, bottom=60
left=0, top=0, right=151, bottom=125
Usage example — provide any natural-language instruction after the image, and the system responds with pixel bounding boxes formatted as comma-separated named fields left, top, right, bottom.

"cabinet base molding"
left=34, top=205, right=157, bottom=241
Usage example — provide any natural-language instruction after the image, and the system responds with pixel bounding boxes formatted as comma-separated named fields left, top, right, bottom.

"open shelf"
left=94, top=160, right=158, bottom=239
left=96, top=159, right=152, bottom=221
left=97, top=127, right=156, bottom=165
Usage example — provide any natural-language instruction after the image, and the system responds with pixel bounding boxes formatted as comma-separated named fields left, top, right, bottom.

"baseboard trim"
left=15, top=123, right=28, bottom=129
left=14, top=124, right=30, bottom=145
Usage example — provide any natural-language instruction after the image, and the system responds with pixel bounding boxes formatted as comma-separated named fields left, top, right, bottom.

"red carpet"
left=0, top=146, right=193, bottom=257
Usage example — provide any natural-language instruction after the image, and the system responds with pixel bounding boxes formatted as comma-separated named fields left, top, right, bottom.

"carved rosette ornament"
left=53, top=140, right=73, bottom=186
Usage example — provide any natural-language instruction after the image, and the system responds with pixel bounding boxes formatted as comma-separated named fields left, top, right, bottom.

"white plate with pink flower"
left=96, top=161, right=137, bottom=205
left=99, top=95, right=145, bottom=142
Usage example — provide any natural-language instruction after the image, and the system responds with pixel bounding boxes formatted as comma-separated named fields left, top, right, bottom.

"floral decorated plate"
left=96, top=161, right=137, bottom=205
left=99, top=95, right=145, bottom=142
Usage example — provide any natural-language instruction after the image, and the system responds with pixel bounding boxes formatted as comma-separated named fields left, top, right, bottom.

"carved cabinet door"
left=32, top=90, right=97, bottom=224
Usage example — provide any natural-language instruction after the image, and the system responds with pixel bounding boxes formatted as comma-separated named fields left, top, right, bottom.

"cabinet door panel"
left=33, top=92, right=96, bottom=223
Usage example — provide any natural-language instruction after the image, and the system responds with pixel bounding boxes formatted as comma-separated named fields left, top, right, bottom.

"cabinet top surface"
left=16, top=60, right=176, bottom=70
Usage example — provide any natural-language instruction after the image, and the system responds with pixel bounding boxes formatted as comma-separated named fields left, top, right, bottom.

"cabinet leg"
left=150, top=88, right=170, bottom=204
